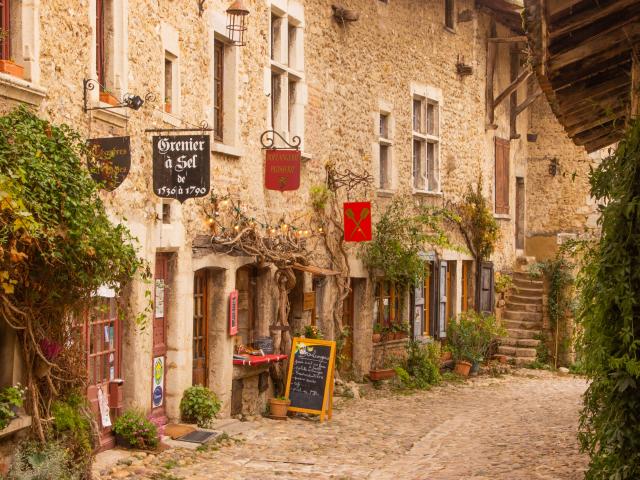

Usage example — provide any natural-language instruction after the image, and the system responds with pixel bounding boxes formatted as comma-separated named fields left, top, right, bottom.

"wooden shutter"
left=479, top=262, right=495, bottom=314
left=438, top=261, right=447, bottom=338
left=413, top=284, right=424, bottom=340
left=495, top=137, right=510, bottom=214
left=96, top=0, right=105, bottom=86
left=0, top=0, right=10, bottom=60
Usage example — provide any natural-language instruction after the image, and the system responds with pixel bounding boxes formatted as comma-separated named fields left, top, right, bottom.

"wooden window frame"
left=379, top=112, right=392, bottom=190
left=213, top=39, right=224, bottom=142
left=374, top=281, right=400, bottom=328
left=193, top=270, right=208, bottom=386
left=445, top=0, right=455, bottom=30
left=86, top=297, right=120, bottom=386
left=0, top=0, right=10, bottom=61
left=495, top=137, right=510, bottom=215
left=96, top=0, right=105, bottom=87
left=412, top=96, right=440, bottom=193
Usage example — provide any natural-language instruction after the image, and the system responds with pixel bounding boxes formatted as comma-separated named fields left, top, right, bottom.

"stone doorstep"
left=507, top=356, right=538, bottom=366
left=506, top=302, right=542, bottom=313
left=501, top=337, right=541, bottom=348
left=503, top=310, right=543, bottom=322
left=509, top=294, right=543, bottom=304
left=502, top=319, right=543, bottom=331
left=498, top=346, right=537, bottom=358
left=511, top=287, right=544, bottom=297
left=506, top=328, right=539, bottom=340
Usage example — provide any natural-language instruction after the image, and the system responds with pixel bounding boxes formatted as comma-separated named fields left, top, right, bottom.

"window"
left=379, top=112, right=392, bottom=190
left=412, top=96, right=440, bottom=192
left=269, top=6, right=304, bottom=147
left=445, top=0, right=455, bottom=30
left=374, top=281, right=402, bottom=328
left=461, top=260, right=473, bottom=312
left=213, top=39, right=224, bottom=141
left=96, top=0, right=115, bottom=91
left=164, top=55, right=173, bottom=113
left=0, top=0, right=10, bottom=60
left=495, top=137, right=510, bottom=214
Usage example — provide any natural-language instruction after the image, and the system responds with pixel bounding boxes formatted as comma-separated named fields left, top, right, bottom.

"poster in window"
left=229, top=290, right=238, bottom=336
left=155, top=279, right=165, bottom=318
left=152, top=135, right=210, bottom=203
left=343, top=202, right=372, bottom=242
left=87, top=136, right=131, bottom=191
left=264, top=149, right=301, bottom=191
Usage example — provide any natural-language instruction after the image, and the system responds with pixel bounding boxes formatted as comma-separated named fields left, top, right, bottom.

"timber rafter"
left=524, top=0, right=640, bottom=152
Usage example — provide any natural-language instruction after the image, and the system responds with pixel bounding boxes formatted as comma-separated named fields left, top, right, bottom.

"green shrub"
left=112, top=410, right=158, bottom=450
left=448, top=311, right=506, bottom=363
left=395, top=341, right=441, bottom=390
left=8, top=441, right=79, bottom=480
left=0, top=384, right=26, bottom=430
left=180, top=386, right=221, bottom=427
left=50, top=393, right=93, bottom=463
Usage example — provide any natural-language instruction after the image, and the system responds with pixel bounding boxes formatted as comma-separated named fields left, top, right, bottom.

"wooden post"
left=510, top=45, right=520, bottom=140
left=631, top=53, right=640, bottom=120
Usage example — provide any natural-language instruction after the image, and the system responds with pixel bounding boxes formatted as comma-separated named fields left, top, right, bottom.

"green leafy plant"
left=575, top=119, right=640, bottom=479
left=447, top=311, right=506, bottom=364
left=373, top=323, right=383, bottom=335
left=362, top=197, right=456, bottom=286
left=0, top=384, right=26, bottom=430
left=180, top=386, right=221, bottom=427
left=8, top=441, right=79, bottom=480
left=303, top=324, right=323, bottom=339
left=494, top=271, right=515, bottom=295
left=112, top=410, right=159, bottom=450
left=50, top=392, right=93, bottom=468
left=309, top=184, right=330, bottom=211
left=395, top=340, right=442, bottom=389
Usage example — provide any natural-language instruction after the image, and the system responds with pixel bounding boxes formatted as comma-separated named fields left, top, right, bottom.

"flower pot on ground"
left=454, top=360, right=472, bottom=376
left=99, top=91, right=119, bottom=106
left=372, top=333, right=381, bottom=343
left=0, top=59, right=24, bottom=78
left=269, top=397, right=290, bottom=417
left=369, top=368, right=396, bottom=381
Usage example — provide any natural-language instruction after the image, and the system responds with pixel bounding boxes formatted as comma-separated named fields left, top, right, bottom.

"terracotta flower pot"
left=164, top=102, right=172, bottom=113
left=100, top=91, right=119, bottom=106
left=454, top=360, right=472, bottom=377
left=372, top=333, right=381, bottom=343
left=269, top=398, right=290, bottom=418
left=0, top=59, right=24, bottom=79
left=369, top=369, right=396, bottom=381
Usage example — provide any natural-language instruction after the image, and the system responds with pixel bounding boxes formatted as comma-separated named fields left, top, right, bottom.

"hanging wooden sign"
left=152, top=135, right=210, bottom=203
left=229, top=290, right=239, bottom=336
left=285, top=338, right=336, bottom=422
left=264, top=149, right=301, bottom=191
left=87, top=136, right=131, bottom=191
left=344, top=201, right=372, bottom=242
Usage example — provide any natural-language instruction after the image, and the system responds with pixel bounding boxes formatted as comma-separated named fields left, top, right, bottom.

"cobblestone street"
left=96, top=370, right=588, bottom=480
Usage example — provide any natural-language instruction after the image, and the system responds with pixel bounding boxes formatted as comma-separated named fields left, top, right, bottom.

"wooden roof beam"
left=495, top=68, right=532, bottom=107
left=550, top=54, right=631, bottom=89
left=489, top=35, right=528, bottom=43
left=547, top=0, right=584, bottom=18
left=550, top=0, right=638, bottom=39
left=560, top=95, right=627, bottom=125
left=573, top=121, right=622, bottom=146
left=555, top=68, right=630, bottom=105
left=585, top=132, right=623, bottom=153
left=565, top=107, right=627, bottom=137
left=558, top=81, right=631, bottom=110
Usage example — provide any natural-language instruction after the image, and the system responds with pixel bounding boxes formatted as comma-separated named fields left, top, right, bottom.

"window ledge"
left=0, top=73, right=46, bottom=106
left=301, top=151, right=312, bottom=162
left=212, top=142, right=244, bottom=158
left=444, top=26, right=457, bottom=34
left=494, top=213, right=511, bottom=220
left=162, top=112, right=182, bottom=127
left=92, top=107, right=129, bottom=128
left=0, top=415, right=32, bottom=439
left=376, top=189, right=395, bottom=198
left=413, top=189, right=443, bottom=197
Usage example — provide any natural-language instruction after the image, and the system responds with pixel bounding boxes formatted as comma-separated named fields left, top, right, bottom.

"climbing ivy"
left=0, top=107, right=147, bottom=441
left=362, top=197, right=457, bottom=286
left=576, top=119, right=640, bottom=479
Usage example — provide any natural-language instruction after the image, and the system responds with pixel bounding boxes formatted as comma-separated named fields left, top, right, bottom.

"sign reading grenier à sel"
left=87, top=136, right=131, bottom=191
left=264, top=149, right=301, bottom=191
left=152, top=135, right=210, bottom=203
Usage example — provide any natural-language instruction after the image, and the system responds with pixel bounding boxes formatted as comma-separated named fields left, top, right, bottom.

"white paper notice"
left=97, top=386, right=112, bottom=428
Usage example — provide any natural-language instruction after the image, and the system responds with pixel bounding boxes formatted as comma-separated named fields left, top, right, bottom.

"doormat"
left=176, top=430, right=219, bottom=444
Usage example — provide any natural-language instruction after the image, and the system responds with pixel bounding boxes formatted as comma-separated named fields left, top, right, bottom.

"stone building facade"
left=0, top=0, right=597, bottom=454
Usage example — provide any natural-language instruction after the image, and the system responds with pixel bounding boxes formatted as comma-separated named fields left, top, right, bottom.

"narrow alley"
left=97, top=370, right=588, bottom=480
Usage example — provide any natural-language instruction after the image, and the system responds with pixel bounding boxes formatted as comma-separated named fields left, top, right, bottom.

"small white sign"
left=155, top=279, right=165, bottom=318
left=97, top=386, right=111, bottom=428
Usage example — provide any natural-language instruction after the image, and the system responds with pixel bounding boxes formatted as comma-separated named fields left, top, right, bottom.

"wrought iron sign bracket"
left=260, top=129, right=301, bottom=150
left=326, top=164, right=374, bottom=194
left=145, top=127, right=214, bottom=133
left=83, top=78, right=152, bottom=113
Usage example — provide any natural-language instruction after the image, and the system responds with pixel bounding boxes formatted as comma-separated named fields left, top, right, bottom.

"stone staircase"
left=498, top=270, right=544, bottom=365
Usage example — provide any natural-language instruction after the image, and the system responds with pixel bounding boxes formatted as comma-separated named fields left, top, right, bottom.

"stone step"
left=512, top=279, right=544, bottom=290
left=503, top=319, right=542, bottom=331
left=506, top=356, right=538, bottom=366
left=503, top=310, right=543, bottom=322
left=509, top=294, right=543, bottom=304
left=500, top=337, right=540, bottom=348
left=506, top=328, right=539, bottom=339
left=513, top=271, right=543, bottom=282
left=516, top=256, right=537, bottom=267
left=512, top=286, right=544, bottom=297
left=505, top=301, right=542, bottom=313
left=498, top=346, right=537, bottom=358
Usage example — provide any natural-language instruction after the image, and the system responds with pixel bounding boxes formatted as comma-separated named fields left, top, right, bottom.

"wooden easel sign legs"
left=285, top=337, right=337, bottom=422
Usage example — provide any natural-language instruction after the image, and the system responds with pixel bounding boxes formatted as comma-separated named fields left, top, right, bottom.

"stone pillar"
left=352, top=277, right=373, bottom=378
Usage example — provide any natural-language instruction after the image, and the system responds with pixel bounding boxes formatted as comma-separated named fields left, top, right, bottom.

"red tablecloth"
left=233, top=354, right=288, bottom=366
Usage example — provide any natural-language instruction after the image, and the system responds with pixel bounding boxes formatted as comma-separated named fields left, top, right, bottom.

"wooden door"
left=479, top=262, right=495, bottom=314
left=86, top=296, right=120, bottom=451
left=192, top=270, right=208, bottom=386
left=515, top=177, right=525, bottom=250
left=413, top=282, right=424, bottom=340
left=151, top=254, right=168, bottom=424
left=341, top=287, right=354, bottom=367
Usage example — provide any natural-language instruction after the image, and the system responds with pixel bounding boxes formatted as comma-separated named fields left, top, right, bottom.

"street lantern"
left=226, top=0, right=249, bottom=46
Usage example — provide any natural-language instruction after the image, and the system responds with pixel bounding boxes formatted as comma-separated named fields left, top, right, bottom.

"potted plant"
left=0, top=384, right=26, bottom=430
left=112, top=410, right=159, bottom=450
left=303, top=325, right=323, bottom=339
left=440, top=344, right=453, bottom=363
left=369, top=353, right=398, bottom=381
left=99, top=90, right=120, bottom=106
left=0, top=58, right=24, bottom=79
left=372, top=323, right=382, bottom=343
left=396, top=321, right=410, bottom=339
left=180, top=385, right=221, bottom=427
left=268, top=396, right=290, bottom=418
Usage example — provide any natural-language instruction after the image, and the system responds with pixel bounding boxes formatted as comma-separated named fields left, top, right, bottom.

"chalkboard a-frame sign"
left=152, top=135, right=210, bottom=203
left=285, top=338, right=336, bottom=422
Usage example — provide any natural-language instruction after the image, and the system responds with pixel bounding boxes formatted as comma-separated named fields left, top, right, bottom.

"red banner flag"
left=265, top=149, right=301, bottom=191
left=344, top=202, right=372, bottom=242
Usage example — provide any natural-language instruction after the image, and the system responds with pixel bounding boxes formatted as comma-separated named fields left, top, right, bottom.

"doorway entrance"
left=193, top=270, right=208, bottom=386
left=151, top=253, right=169, bottom=425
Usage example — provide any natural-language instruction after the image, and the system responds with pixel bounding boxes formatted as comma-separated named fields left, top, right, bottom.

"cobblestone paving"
left=96, top=370, right=588, bottom=480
